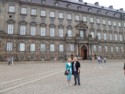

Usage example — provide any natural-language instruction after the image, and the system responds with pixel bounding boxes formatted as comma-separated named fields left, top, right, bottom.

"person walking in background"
left=65, top=58, right=72, bottom=86
left=11, top=55, right=14, bottom=65
left=97, top=56, right=101, bottom=64
left=104, top=57, right=106, bottom=63
left=72, top=57, right=81, bottom=86
left=7, top=56, right=11, bottom=65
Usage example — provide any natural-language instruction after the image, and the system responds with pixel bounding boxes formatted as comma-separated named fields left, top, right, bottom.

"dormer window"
left=41, top=0, right=46, bottom=4
left=67, top=4, right=71, bottom=8
left=106, top=12, right=109, bottom=15
left=77, top=6, right=81, bottom=10
left=54, top=2, right=59, bottom=6
left=114, top=13, right=117, bottom=17
left=88, top=8, right=92, bottom=12
left=97, top=10, right=101, bottom=14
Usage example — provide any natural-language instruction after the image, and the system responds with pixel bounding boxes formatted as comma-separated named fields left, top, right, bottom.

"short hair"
left=73, top=57, right=77, bottom=60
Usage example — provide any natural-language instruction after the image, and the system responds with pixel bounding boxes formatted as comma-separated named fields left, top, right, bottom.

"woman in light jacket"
left=65, top=58, right=72, bottom=86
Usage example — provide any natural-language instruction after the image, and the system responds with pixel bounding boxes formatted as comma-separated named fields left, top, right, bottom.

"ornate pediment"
left=75, top=21, right=88, bottom=30
left=7, top=19, right=15, bottom=24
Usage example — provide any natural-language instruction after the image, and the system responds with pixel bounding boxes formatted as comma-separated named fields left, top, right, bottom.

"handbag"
left=64, top=70, right=69, bottom=75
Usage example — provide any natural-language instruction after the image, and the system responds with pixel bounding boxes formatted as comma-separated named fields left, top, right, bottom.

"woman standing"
left=65, top=58, right=72, bottom=86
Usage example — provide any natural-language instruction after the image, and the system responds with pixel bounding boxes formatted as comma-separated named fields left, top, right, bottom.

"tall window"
left=115, top=34, right=117, bottom=41
left=83, top=16, right=87, bottom=22
left=80, top=30, right=84, bottom=37
left=113, top=22, right=116, bottom=26
left=111, top=46, right=113, bottom=53
left=93, top=45, right=97, bottom=52
left=102, top=20, right=106, bottom=25
left=50, top=44, right=55, bottom=52
left=97, top=32, right=101, bottom=40
left=108, top=20, right=111, bottom=25
left=118, top=22, right=121, bottom=27
left=30, top=43, right=35, bottom=51
left=96, top=19, right=100, bottom=24
left=91, top=32, right=94, bottom=38
left=103, top=33, right=107, bottom=40
left=120, top=35, right=123, bottom=41
left=8, top=24, right=14, bottom=34
left=110, top=33, right=112, bottom=40
left=121, top=47, right=124, bottom=52
left=90, top=18, right=94, bottom=23
left=50, top=28, right=55, bottom=37
left=31, top=26, right=36, bottom=36
left=67, top=14, right=72, bottom=20
left=98, top=46, right=102, bottom=52
left=68, top=29, right=72, bottom=37
left=20, top=26, right=26, bottom=35
left=41, top=10, right=46, bottom=16
left=40, top=44, right=45, bottom=51
left=58, top=13, right=63, bottom=19
left=21, top=8, right=27, bottom=14
left=50, top=12, right=55, bottom=18
left=9, top=6, right=15, bottom=13
left=7, top=42, right=13, bottom=51
left=70, top=44, right=74, bottom=51
left=75, top=15, right=80, bottom=21
left=105, top=46, right=108, bottom=52
left=31, top=9, right=36, bottom=15
left=41, top=27, right=46, bottom=36
left=19, top=43, right=25, bottom=51
left=59, top=44, right=64, bottom=52
left=59, top=28, right=63, bottom=37
left=116, top=46, right=118, bottom=52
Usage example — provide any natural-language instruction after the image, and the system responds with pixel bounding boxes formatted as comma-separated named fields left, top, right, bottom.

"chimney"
left=119, top=8, right=123, bottom=11
left=95, top=2, right=99, bottom=6
left=109, top=5, right=113, bottom=9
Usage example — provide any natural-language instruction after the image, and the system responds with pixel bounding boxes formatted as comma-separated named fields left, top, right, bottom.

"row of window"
left=8, top=6, right=125, bottom=27
left=7, top=24, right=124, bottom=41
left=6, top=43, right=74, bottom=52
left=93, top=45, right=124, bottom=53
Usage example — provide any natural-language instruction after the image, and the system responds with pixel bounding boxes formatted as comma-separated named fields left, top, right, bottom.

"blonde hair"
left=67, top=58, right=72, bottom=62
left=73, top=57, right=77, bottom=61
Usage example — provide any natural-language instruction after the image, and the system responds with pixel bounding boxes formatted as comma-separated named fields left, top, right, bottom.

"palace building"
left=0, top=0, right=125, bottom=61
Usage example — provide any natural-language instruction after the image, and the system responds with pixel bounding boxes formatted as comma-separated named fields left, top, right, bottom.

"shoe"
left=78, top=83, right=81, bottom=86
left=74, top=83, right=77, bottom=85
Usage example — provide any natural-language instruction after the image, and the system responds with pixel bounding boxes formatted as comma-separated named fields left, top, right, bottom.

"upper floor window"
left=110, top=33, right=112, bottom=40
left=121, top=47, right=124, bottom=52
left=50, top=28, right=55, bottom=37
left=91, top=32, right=95, bottom=38
left=21, top=8, right=27, bottom=15
left=75, top=15, right=80, bottom=21
left=90, top=18, right=94, bottom=23
left=93, top=45, right=97, bottom=52
left=20, top=26, right=26, bottom=35
left=50, top=44, right=55, bottom=52
left=102, top=20, right=106, bottom=25
left=88, top=8, right=92, bottom=12
left=9, top=6, right=15, bottom=13
left=30, top=43, right=35, bottom=51
left=105, top=46, right=108, bottom=52
left=19, top=43, right=25, bottom=51
left=31, top=9, right=36, bottom=16
left=31, top=26, right=36, bottom=36
left=103, top=33, right=107, bottom=40
left=41, top=10, right=46, bottom=16
left=96, top=19, right=100, bottom=24
left=8, top=24, right=14, bottom=34
left=80, top=30, right=84, bottom=37
left=67, top=14, right=72, bottom=20
left=59, top=28, right=63, bottom=37
left=119, top=35, right=123, bottom=41
left=83, top=16, right=87, bottom=22
left=7, top=42, right=13, bottom=51
left=50, top=12, right=55, bottom=18
left=113, top=21, right=116, bottom=26
left=59, top=44, right=64, bottom=52
left=68, top=29, right=72, bottom=37
left=118, top=22, right=121, bottom=27
left=70, top=44, right=74, bottom=52
left=108, top=20, right=111, bottom=25
left=98, top=46, right=102, bottom=52
left=115, top=34, right=118, bottom=41
left=67, top=4, right=71, bottom=8
left=97, top=32, right=101, bottom=40
left=41, top=27, right=46, bottom=36
left=111, top=46, right=113, bottom=53
left=58, top=13, right=63, bottom=19
left=40, top=44, right=45, bottom=51
left=116, top=46, right=119, bottom=52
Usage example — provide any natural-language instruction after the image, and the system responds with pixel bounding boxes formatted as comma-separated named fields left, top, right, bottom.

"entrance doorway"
left=81, top=46, right=87, bottom=60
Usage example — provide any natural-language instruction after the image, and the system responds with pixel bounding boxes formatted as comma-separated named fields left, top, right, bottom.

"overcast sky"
left=73, top=0, right=125, bottom=10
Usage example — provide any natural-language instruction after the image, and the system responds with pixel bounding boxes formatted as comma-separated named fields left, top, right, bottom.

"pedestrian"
left=65, top=58, right=72, bottom=86
left=123, top=63, right=125, bottom=75
left=7, top=56, right=11, bottom=65
left=104, top=57, right=106, bottom=63
left=97, top=56, right=101, bottom=64
left=11, top=55, right=14, bottom=65
left=72, top=57, right=81, bottom=86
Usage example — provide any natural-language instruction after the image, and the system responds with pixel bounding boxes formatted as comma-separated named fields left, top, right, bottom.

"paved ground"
left=0, top=60, right=125, bottom=94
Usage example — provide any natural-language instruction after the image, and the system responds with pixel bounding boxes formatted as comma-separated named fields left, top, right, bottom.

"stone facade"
left=0, top=0, right=125, bottom=61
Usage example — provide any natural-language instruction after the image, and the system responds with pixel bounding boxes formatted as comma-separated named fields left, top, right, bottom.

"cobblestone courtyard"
left=0, top=60, right=125, bottom=94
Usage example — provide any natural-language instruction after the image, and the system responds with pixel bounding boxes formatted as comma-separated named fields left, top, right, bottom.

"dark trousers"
left=73, top=71, right=80, bottom=85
